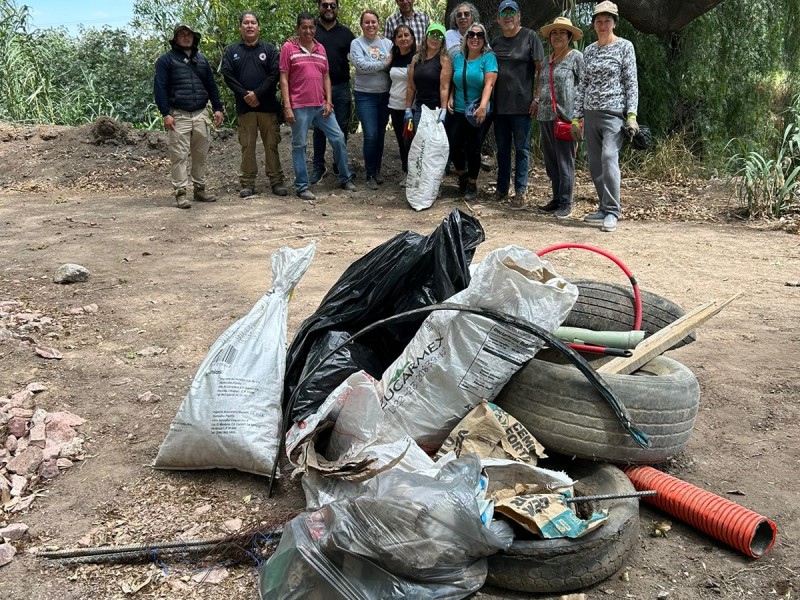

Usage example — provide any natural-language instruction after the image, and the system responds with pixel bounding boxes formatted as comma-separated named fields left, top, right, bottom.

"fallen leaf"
left=35, top=346, right=62, bottom=359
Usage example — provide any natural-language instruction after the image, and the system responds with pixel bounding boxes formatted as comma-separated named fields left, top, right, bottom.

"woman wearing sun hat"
left=405, top=22, right=452, bottom=132
left=536, top=16, right=584, bottom=219
left=572, top=1, right=639, bottom=232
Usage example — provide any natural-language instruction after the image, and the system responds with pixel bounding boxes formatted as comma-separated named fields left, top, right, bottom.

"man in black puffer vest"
left=221, top=11, right=287, bottom=199
left=154, top=24, right=224, bottom=209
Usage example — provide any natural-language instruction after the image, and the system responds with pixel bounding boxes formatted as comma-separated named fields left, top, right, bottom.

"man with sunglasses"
left=310, top=0, right=355, bottom=185
left=491, top=0, right=543, bottom=202
left=384, top=0, right=430, bottom=50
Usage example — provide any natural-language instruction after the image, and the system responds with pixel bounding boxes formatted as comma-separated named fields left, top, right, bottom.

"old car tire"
left=496, top=355, right=700, bottom=464
left=486, top=461, right=638, bottom=593
left=567, top=279, right=695, bottom=349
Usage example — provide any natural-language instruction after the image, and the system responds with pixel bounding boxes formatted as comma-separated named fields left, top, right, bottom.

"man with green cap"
left=154, top=24, right=224, bottom=209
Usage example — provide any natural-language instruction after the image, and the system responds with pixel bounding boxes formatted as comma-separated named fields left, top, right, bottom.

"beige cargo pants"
left=169, top=108, right=211, bottom=192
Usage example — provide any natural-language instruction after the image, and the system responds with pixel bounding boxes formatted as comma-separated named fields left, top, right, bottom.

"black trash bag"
left=295, top=331, right=385, bottom=417
left=284, top=208, right=485, bottom=423
left=622, top=124, right=653, bottom=150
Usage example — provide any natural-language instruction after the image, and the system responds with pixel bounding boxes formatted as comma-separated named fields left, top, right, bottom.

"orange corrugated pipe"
left=623, top=465, right=777, bottom=558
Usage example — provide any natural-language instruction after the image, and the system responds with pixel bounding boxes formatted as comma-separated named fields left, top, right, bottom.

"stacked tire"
left=485, top=281, right=700, bottom=594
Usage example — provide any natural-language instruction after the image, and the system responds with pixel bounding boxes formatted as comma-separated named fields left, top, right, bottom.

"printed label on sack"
left=457, top=324, right=535, bottom=399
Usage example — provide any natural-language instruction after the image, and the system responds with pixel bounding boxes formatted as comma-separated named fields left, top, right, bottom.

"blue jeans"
left=354, top=90, right=390, bottom=178
left=494, top=114, right=532, bottom=195
left=312, top=82, right=351, bottom=173
left=290, top=105, right=351, bottom=192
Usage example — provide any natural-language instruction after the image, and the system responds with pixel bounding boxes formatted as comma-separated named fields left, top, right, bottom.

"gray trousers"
left=540, top=120, right=577, bottom=208
left=584, top=109, right=624, bottom=217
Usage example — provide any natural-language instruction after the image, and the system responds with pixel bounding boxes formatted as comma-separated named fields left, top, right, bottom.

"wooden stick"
left=596, top=292, right=742, bottom=375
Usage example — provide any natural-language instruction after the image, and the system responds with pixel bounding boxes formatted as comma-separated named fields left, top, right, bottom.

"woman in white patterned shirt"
left=572, top=1, right=638, bottom=233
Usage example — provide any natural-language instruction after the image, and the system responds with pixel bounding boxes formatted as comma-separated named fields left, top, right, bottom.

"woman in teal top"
left=447, top=23, right=497, bottom=201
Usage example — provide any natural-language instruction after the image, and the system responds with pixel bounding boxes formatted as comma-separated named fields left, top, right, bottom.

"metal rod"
left=38, top=534, right=249, bottom=559
left=565, top=490, right=658, bottom=503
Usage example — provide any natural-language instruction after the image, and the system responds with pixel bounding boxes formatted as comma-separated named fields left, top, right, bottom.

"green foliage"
left=622, top=132, right=704, bottom=182
left=726, top=95, right=800, bottom=218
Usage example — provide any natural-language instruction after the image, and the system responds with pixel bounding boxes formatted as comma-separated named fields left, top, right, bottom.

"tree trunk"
left=450, top=0, right=726, bottom=36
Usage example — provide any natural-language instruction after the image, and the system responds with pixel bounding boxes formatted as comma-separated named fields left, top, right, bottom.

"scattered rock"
left=9, top=475, right=27, bottom=497
left=34, top=346, right=63, bottom=360
left=28, top=422, right=46, bottom=448
left=25, top=382, right=47, bottom=393
left=7, top=417, right=28, bottom=438
left=136, top=391, right=161, bottom=404
left=194, top=504, right=212, bottom=516
left=6, top=446, right=43, bottom=476
left=56, top=458, right=73, bottom=469
left=38, top=459, right=60, bottom=479
left=83, top=304, right=99, bottom=313
left=53, top=263, right=90, bottom=284
left=3, top=433, right=18, bottom=453
left=45, top=411, right=86, bottom=428
left=136, top=346, right=166, bottom=357
left=0, top=523, right=28, bottom=541
left=10, top=390, right=34, bottom=408
left=45, top=419, right=77, bottom=444
left=0, top=542, right=16, bottom=566
left=223, top=517, right=242, bottom=532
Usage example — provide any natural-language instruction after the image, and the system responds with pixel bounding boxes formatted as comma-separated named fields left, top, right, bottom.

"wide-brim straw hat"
left=540, top=16, right=583, bottom=41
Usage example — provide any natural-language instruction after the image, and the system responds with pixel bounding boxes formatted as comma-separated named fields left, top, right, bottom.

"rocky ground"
left=0, top=119, right=798, bottom=599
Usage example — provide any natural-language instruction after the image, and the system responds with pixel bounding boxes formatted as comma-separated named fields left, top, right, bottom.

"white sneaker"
left=400, top=175, right=407, bottom=188
left=601, top=214, right=618, bottom=232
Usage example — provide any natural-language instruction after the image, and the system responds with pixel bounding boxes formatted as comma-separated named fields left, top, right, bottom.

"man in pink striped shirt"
left=280, top=13, right=355, bottom=201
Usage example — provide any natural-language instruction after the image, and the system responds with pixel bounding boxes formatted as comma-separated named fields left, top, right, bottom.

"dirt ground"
left=0, top=120, right=798, bottom=600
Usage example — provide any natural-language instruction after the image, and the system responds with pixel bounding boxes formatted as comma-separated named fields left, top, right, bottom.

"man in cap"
left=154, top=24, right=224, bottom=209
left=221, top=11, right=288, bottom=199
left=491, top=0, right=543, bottom=202
left=384, top=0, right=430, bottom=48
left=310, top=0, right=355, bottom=184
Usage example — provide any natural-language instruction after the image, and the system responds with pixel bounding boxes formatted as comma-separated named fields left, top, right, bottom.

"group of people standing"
left=153, top=0, right=638, bottom=233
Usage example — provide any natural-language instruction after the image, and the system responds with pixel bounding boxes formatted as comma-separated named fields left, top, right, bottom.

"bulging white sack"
left=154, top=244, right=316, bottom=476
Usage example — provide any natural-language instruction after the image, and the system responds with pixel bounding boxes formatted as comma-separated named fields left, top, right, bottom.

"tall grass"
left=726, top=95, right=800, bottom=218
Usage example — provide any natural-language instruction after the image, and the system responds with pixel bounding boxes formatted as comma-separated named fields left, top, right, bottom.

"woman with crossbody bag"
left=535, top=16, right=584, bottom=218
left=447, top=23, right=497, bottom=201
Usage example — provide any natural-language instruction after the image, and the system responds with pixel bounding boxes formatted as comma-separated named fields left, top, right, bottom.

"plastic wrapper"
left=259, top=454, right=512, bottom=600
left=284, top=209, right=484, bottom=423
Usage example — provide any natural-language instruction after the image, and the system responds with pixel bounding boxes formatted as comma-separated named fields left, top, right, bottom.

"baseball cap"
left=498, top=0, right=520, bottom=14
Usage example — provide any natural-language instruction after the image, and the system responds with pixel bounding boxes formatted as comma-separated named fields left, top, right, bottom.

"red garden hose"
left=623, top=466, right=777, bottom=558
left=537, top=243, right=642, bottom=331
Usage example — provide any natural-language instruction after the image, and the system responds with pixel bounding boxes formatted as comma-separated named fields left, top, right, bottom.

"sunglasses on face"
left=321, top=2, right=337, bottom=8
left=499, top=8, right=517, bottom=17
left=457, top=11, right=471, bottom=17
left=428, top=32, right=444, bottom=40
left=466, top=30, right=484, bottom=39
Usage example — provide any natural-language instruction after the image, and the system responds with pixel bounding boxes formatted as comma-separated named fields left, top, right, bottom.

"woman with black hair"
left=388, top=24, right=416, bottom=187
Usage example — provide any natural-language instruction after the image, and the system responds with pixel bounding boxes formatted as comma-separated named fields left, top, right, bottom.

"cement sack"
left=154, top=244, right=315, bottom=476
left=405, top=106, right=449, bottom=211
left=379, top=245, right=578, bottom=452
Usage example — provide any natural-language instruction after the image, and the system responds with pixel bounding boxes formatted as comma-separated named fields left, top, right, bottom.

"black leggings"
left=450, top=112, right=483, bottom=180
left=389, top=108, right=411, bottom=173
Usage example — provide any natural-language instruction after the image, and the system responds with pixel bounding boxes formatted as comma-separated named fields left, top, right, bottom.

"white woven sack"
left=405, top=106, right=449, bottom=211
left=154, top=244, right=315, bottom=476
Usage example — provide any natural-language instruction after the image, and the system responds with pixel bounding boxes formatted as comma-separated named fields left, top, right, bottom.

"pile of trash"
left=134, top=209, right=777, bottom=595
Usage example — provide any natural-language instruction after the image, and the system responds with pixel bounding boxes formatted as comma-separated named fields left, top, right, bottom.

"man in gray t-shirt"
left=491, top=0, right=543, bottom=199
